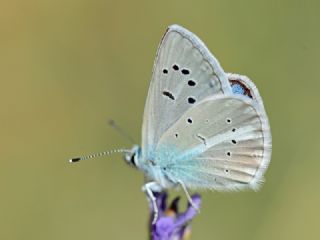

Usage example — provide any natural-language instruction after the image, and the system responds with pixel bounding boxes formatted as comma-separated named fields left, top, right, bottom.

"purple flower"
left=149, top=192, right=201, bottom=240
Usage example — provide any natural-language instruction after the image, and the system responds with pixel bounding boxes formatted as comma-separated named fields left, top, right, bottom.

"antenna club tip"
left=69, top=157, right=81, bottom=163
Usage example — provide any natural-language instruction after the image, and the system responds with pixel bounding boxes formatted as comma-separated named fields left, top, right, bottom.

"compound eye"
left=130, top=153, right=136, bottom=166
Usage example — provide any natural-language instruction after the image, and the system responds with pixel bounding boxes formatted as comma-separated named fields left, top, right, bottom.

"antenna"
left=108, top=119, right=135, bottom=144
left=69, top=148, right=130, bottom=163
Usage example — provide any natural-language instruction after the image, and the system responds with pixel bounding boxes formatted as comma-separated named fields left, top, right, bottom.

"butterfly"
left=70, top=25, right=272, bottom=224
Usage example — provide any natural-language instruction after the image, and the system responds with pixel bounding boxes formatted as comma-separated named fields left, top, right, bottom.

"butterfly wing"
left=142, top=25, right=231, bottom=160
left=155, top=94, right=271, bottom=191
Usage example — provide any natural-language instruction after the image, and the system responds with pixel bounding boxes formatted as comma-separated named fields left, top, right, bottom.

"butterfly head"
left=124, top=145, right=141, bottom=168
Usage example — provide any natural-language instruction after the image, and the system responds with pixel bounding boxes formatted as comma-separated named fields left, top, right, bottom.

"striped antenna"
left=69, top=148, right=130, bottom=163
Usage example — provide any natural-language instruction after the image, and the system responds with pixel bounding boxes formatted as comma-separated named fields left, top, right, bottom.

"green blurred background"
left=1, top=0, right=319, bottom=239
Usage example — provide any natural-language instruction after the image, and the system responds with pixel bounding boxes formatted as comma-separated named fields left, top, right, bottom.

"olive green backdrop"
left=1, top=0, right=319, bottom=239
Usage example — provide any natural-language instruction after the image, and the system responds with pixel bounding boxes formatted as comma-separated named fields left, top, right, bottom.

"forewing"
left=156, top=95, right=272, bottom=191
left=141, top=25, right=231, bottom=160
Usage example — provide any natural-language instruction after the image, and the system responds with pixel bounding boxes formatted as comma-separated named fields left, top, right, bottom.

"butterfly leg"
left=142, top=182, right=162, bottom=224
left=178, top=180, right=200, bottom=213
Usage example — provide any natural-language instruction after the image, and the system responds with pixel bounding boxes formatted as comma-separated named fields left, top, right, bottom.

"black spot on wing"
left=181, top=69, right=190, bottom=75
left=226, top=118, right=232, bottom=124
left=187, top=97, right=196, bottom=104
left=196, top=134, right=207, bottom=145
left=162, top=91, right=175, bottom=100
left=188, top=80, right=196, bottom=86
left=172, top=64, right=179, bottom=71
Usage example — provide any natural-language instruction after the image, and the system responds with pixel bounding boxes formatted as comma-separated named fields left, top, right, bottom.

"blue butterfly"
left=70, top=25, right=272, bottom=224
